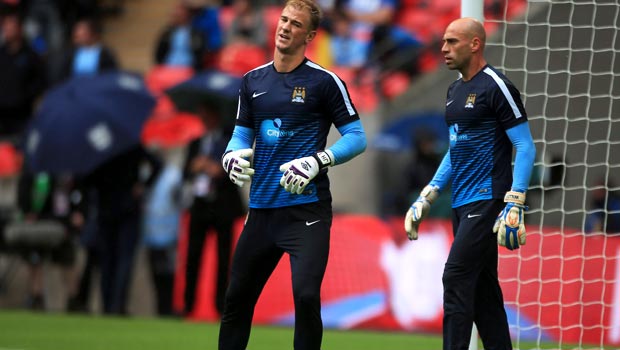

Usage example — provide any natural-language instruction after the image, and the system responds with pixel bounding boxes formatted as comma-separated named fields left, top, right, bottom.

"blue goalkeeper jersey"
left=445, top=65, right=528, bottom=208
left=235, top=58, right=359, bottom=208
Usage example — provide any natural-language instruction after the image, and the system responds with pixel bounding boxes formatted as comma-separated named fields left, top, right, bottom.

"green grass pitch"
left=0, top=310, right=611, bottom=349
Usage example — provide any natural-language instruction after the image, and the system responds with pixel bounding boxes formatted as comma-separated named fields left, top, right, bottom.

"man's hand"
left=222, top=148, right=255, bottom=187
left=279, top=151, right=333, bottom=195
left=404, top=185, right=440, bottom=240
left=494, top=190, right=527, bottom=250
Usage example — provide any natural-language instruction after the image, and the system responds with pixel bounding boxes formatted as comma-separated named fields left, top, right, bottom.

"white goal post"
left=460, top=0, right=620, bottom=349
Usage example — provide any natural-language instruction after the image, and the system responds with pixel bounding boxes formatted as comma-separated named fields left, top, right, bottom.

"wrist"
left=504, top=190, right=526, bottom=206
left=313, top=150, right=334, bottom=169
left=221, top=150, right=232, bottom=168
left=420, top=184, right=440, bottom=204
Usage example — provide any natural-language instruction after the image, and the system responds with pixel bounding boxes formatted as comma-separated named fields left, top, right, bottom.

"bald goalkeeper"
left=404, top=18, right=536, bottom=350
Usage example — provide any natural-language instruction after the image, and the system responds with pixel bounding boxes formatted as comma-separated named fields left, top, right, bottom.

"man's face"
left=1, top=16, right=22, bottom=43
left=275, top=5, right=315, bottom=54
left=441, top=24, right=472, bottom=71
left=73, top=22, right=94, bottom=46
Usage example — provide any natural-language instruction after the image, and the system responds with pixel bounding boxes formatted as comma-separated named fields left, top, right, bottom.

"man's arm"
left=326, top=120, right=367, bottom=165
left=505, top=121, right=536, bottom=192
left=429, top=150, right=452, bottom=191
left=494, top=121, right=536, bottom=250
left=225, top=125, right=255, bottom=152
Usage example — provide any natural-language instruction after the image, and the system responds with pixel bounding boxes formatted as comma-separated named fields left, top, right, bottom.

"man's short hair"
left=285, top=0, right=322, bottom=31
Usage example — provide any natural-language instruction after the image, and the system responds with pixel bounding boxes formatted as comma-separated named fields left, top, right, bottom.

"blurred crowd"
left=0, top=0, right=526, bottom=317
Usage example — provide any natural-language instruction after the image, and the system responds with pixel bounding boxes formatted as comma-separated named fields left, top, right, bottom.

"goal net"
left=487, top=1, right=620, bottom=348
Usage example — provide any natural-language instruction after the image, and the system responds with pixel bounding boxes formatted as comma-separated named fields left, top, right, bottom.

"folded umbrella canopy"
left=165, top=69, right=241, bottom=114
left=165, top=70, right=242, bottom=132
left=24, top=71, right=156, bottom=175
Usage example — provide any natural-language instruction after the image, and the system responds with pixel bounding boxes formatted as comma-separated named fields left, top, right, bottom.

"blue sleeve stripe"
left=306, top=61, right=356, bottom=116
left=328, top=120, right=367, bottom=165
left=225, top=125, right=255, bottom=152
left=430, top=151, right=452, bottom=191
left=483, top=67, right=523, bottom=118
left=506, top=122, right=536, bottom=192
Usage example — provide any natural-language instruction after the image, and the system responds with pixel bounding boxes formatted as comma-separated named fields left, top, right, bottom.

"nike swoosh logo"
left=446, top=100, right=454, bottom=106
left=306, top=220, right=320, bottom=226
left=467, top=214, right=482, bottom=218
left=252, top=91, right=268, bottom=98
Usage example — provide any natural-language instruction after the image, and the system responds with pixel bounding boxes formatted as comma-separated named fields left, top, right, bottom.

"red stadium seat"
left=380, top=72, right=412, bottom=100
left=400, top=0, right=425, bottom=9
left=142, top=112, right=205, bottom=148
left=218, top=5, right=234, bottom=31
left=418, top=49, right=441, bottom=73
left=330, top=66, right=378, bottom=113
left=397, top=8, right=435, bottom=43
left=506, top=0, right=527, bottom=18
left=0, top=142, right=22, bottom=177
left=263, top=5, right=283, bottom=53
left=216, top=42, right=267, bottom=77
left=429, top=0, right=459, bottom=14
left=145, top=65, right=195, bottom=96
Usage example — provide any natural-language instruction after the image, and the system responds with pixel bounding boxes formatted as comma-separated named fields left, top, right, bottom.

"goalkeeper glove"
left=222, top=148, right=255, bottom=187
left=493, top=190, right=527, bottom=250
left=279, top=151, right=333, bottom=195
left=404, top=184, right=440, bottom=240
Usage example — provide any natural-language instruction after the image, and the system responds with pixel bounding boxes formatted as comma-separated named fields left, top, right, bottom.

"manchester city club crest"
left=465, top=93, right=476, bottom=108
left=291, top=87, right=306, bottom=103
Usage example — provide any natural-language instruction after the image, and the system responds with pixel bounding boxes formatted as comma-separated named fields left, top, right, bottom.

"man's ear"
left=471, top=37, right=482, bottom=53
left=305, top=30, right=317, bottom=44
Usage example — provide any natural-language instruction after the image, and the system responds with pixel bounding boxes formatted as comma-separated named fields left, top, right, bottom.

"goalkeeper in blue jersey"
left=217, top=1, right=366, bottom=349
left=404, top=18, right=536, bottom=350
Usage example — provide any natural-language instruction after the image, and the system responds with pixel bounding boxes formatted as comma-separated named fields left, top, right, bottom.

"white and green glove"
left=279, top=151, right=333, bottom=195
left=222, top=148, right=255, bottom=187
left=404, top=184, right=440, bottom=240
left=493, top=190, right=527, bottom=250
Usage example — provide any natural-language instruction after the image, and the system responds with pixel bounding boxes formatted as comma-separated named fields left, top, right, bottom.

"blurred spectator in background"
left=55, top=17, right=118, bottom=83
left=585, top=179, right=620, bottom=235
left=142, top=156, right=184, bottom=317
left=403, top=129, right=451, bottom=218
left=50, top=16, right=119, bottom=312
left=12, top=169, right=83, bottom=310
left=82, top=146, right=162, bottom=315
left=182, top=102, right=244, bottom=316
left=155, top=0, right=206, bottom=71
left=0, top=9, right=47, bottom=141
left=341, top=0, right=396, bottom=67
left=187, top=0, right=223, bottom=68
left=224, top=0, right=267, bottom=48
left=66, top=185, right=99, bottom=313
left=369, top=23, right=422, bottom=77
left=20, top=0, right=65, bottom=56
left=328, top=7, right=366, bottom=69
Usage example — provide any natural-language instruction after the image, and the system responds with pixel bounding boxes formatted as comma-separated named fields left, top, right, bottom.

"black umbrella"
left=24, top=71, right=156, bottom=175
left=165, top=69, right=242, bottom=113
